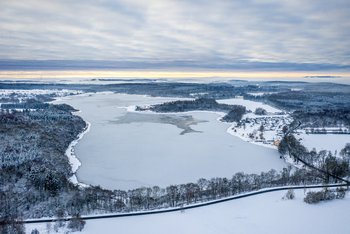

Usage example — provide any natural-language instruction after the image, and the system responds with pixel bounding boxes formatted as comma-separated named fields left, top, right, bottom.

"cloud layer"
left=0, top=0, right=349, bottom=69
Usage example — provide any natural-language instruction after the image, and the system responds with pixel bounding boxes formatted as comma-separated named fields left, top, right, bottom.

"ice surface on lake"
left=56, top=93, right=286, bottom=190
left=112, top=112, right=207, bottom=135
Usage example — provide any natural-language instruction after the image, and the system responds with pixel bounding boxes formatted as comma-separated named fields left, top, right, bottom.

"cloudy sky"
left=0, top=0, right=349, bottom=70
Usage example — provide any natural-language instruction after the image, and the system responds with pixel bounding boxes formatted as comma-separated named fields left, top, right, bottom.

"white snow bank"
left=217, top=97, right=281, bottom=113
left=65, top=120, right=91, bottom=187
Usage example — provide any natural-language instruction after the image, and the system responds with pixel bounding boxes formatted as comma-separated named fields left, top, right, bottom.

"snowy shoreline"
left=125, top=105, right=279, bottom=150
left=66, top=112, right=91, bottom=187
left=50, top=93, right=95, bottom=187
left=226, top=125, right=278, bottom=150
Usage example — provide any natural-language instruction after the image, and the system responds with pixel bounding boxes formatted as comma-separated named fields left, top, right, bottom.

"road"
left=23, top=183, right=348, bottom=224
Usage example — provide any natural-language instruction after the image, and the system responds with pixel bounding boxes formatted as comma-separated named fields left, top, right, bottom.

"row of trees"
left=16, top=167, right=325, bottom=218
left=121, top=168, right=325, bottom=211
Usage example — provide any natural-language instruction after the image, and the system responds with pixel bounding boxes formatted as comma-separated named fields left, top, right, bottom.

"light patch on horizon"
left=0, top=70, right=349, bottom=80
left=0, top=0, right=349, bottom=68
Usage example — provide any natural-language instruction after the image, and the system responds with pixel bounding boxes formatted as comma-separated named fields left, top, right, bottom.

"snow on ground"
left=301, top=127, right=350, bottom=134
left=291, top=88, right=303, bottom=91
left=217, top=97, right=281, bottom=113
left=247, top=92, right=278, bottom=96
left=297, top=133, right=350, bottom=154
left=66, top=121, right=90, bottom=174
left=65, top=120, right=91, bottom=187
left=0, top=89, right=82, bottom=97
left=227, top=114, right=293, bottom=149
left=0, top=89, right=83, bottom=104
left=25, top=222, right=70, bottom=234
left=25, top=189, right=350, bottom=234
left=217, top=98, right=348, bottom=154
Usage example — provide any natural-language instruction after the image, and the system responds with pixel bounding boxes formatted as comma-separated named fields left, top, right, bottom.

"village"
left=228, top=112, right=293, bottom=148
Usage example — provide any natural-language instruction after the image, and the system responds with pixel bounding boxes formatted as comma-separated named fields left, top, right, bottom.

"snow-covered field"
left=217, top=97, right=281, bottom=113
left=298, top=133, right=349, bottom=154
left=55, top=93, right=286, bottom=190
left=25, top=188, right=350, bottom=234
left=247, top=92, right=278, bottom=96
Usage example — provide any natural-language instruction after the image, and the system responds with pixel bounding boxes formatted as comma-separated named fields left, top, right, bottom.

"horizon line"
left=0, top=70, right=350, bottom=79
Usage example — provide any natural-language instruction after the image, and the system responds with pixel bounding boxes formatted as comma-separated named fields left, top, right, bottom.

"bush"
left=255, top=107, right=267, bottom=115
left=68, top=215, right=86, bottom=232
left=0, top=222, right=25, bottom=234
left=31, top=229, right=40, bottom=234
left=336, top=187, right=347, bottom=199
left=304, top=191, right=327, bottom=204
left=221, top=106, right=246, bottom=122
left=304, top=189, right=347, bottom=204
left=284, top=189, right=295, bottom=200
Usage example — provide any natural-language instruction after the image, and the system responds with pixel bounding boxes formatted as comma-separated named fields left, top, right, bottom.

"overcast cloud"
left=0, top=0, right=349, bottom=70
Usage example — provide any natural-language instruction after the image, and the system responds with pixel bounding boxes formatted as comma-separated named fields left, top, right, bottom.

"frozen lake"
left=56, top=93, right=286, bottom=190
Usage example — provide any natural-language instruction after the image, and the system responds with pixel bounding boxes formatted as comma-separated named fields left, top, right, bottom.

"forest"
left=291, top=109, right=350, bottom=128
left=245, top=90, right=350, bottom=111
left=137, top=98, right=247, bottom=122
